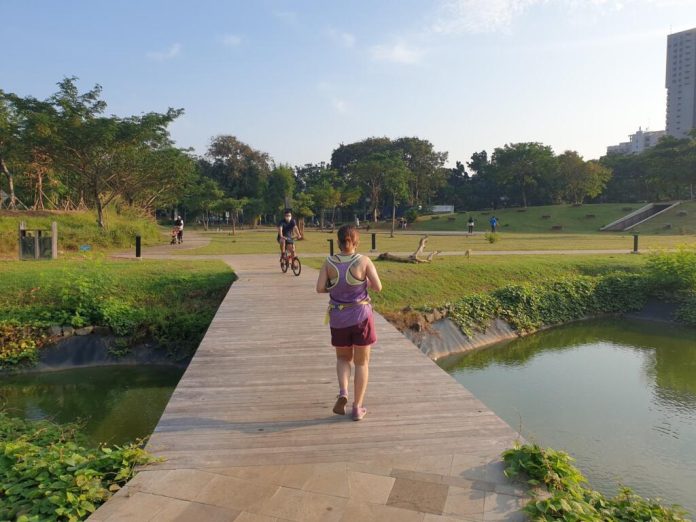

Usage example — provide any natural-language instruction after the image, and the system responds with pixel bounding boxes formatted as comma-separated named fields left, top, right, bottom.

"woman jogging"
left=316, top=225, right=382, bottom=421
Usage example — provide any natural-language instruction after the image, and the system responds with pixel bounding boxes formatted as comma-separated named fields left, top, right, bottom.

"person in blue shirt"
left=489, top=216, right=498, bottom=233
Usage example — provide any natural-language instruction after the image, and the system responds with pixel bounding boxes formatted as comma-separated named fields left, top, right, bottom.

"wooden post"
left=136, top=235, right=142, bottom=259
left=18, top=221, right=25, bottom=260
left=371, top=233, right=376, bottom=252
left=51, top=221, right=58, bottom=260
left=327, top=239, right=334, bottom=256
left=633, top=234, right=639, bottom=254
left=34, top=230, right=40, bottom=260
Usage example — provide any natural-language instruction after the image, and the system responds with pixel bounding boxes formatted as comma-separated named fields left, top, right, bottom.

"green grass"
left=0, top=209, right=162, bottom=258
left=632, top=200, right=696, bottom=235
left=306, top=254, right=648, bottom=313
left=176, top=229, right=695, bottom=255
left=413, top=203, right=647, bottom=233
left=0, top=258, right=235, bottom=366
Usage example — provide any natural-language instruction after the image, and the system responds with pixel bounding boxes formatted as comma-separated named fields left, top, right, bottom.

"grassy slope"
left=306, top=254, right=648, bottom=313
left=0, top=209, right=162, bottom=257
left=413, top=203, right=646, bottom=233
left=632, top=200, right=696, bottom=235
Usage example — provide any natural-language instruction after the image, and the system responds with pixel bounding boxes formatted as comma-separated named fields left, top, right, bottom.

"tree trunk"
left=320, top=208, right=325, bottom=229
left=0, top=157, right=17, bottom=210
left=390, top=195, right=396, bottom=238
left=94, top=184, right=105, bottom=228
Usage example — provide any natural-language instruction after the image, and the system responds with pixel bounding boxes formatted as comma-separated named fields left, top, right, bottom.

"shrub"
left=503, top=444, right=689, bottom=521
left=0, top=321, right=48, bottom=368
left=0, top=413, right=158, bottom=522
left=484, top=232, right=500, bottom=244
left=645, top=247, right=696, bottom=294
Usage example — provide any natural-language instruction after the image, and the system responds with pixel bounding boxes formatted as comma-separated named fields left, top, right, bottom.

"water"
left=440, top=318, right=696, bottom=516
left=0, top=366, right=184, bottom=446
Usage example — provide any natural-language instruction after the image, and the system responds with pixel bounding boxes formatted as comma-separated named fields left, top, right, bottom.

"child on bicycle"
left=315, top=225, right=382, bottom=421
left=277, top=208, right=301, bottom=257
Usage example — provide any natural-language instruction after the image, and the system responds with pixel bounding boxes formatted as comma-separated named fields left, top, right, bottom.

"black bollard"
left=371, top=233, right=376, bottom=251
left=633, top=234, right=639, bottom=254
left=327, top=238, right=334, bottom=256
left=135, top=235, right=142, bottom=259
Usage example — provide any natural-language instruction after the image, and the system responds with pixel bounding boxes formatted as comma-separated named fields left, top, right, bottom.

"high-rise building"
left=606, top=127, right=666, bottom=155
left=666, top=27, right=696, bottom=139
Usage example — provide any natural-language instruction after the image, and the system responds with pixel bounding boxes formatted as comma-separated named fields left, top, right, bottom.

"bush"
left=0, top=321, right=48, bottom=368
left=0, top=413, right=158, bottom=522
left=484, top=232, right=500, bottom=244
left=446, top=273, right=649, bottom=336
left=645, top=247, right=696, bottom=293
left=403, top=208, right=419, bottom=224
left=503, top=444, right=689, bottom=521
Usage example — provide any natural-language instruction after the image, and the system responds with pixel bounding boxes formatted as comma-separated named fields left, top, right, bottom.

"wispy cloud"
left=272, top=10, right=298, bottom=24
left=146, top=43, right=181, bottom=61
left=332, top=98, right=348, bottom=113
left=370, top=41, right=425, bottom=64
left=220, top=34, right=242, bottom=47
left=326, top=27, right=356, bottom=48
left=430, top=0, right=683, bottom=34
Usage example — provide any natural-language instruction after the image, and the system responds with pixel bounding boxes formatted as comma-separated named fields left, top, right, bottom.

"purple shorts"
left=330, top=316, right=377, bottom=348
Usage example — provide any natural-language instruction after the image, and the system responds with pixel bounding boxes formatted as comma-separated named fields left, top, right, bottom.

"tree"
left=491, top=143, right=557, bottom=208
left=555, top=151, right=612, bottom=205
left=205, top=135, right=272, bottom=200
left=183, top=177, right=224, bottom=230
left=351, top=151, right=410, bottom=224
left=216, top=197, right=248, bottom=235
left=393, top=137, right=448, bottom=206
left=266, top=164, right=295, bottom=216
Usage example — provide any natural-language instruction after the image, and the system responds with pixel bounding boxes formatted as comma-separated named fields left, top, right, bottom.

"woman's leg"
left=335, top=347, right=353, bottom=396
left=353, top=346, right=371, bottom=407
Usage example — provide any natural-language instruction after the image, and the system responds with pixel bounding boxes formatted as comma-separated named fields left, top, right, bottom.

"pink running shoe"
left=352, top=405, right=367, bottom=421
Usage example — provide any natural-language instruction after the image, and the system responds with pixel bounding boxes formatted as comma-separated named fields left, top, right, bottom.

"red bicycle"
left=279, top=238, right=302, bottom=276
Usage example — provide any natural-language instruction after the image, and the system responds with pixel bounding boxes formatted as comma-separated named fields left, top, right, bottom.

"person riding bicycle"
left=174, top=215, right=184, bottom=243
left=277, top=208, right=302, bottom=257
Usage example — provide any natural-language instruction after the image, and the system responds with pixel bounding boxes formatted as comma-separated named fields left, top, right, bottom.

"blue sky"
left=2, top=0, right=695, bottom=167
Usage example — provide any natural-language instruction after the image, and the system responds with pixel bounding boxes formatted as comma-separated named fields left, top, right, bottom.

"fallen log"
left=376, top=235, right=442, bottom=263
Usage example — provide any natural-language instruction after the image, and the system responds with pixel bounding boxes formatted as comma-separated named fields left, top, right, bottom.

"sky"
left=2, top=0, right=696, bottom=168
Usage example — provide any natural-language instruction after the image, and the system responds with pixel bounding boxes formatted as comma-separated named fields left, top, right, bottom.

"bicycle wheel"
left=291, top=257, right=301, bottom=276
left=280, top=256, right=289, bottom=273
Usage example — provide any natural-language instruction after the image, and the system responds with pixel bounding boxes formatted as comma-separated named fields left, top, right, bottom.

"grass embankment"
left=412, top=201, right=696, bottom=236
left=174, top=229, right=692, bottom=255
left=0, top=209, right=162, bottom=258
left=412, top=203, right=638, bottom=233
left=306, top=254, right=648, bottom=314
left=633, top=200, right=696, bottom=235
left=0, top=259, right=235, bottom=368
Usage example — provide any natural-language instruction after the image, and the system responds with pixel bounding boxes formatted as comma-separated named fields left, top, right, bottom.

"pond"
left=0, top=365, right=184, bottom=446
left=439, top=317, right=696, bottom=516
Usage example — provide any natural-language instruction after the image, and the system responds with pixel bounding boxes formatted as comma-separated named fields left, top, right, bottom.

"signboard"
left=79, top=245, right=92, bottom=251
left=431, top=205, right=455, bottom=214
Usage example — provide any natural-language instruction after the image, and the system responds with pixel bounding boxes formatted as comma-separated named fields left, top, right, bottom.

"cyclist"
left=277, top=208, right=302, bottom=258
left=174, top=215, right=184, bottom=243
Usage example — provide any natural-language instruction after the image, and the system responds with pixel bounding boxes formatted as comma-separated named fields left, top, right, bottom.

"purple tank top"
left=327, top=254, right=372, bottom=329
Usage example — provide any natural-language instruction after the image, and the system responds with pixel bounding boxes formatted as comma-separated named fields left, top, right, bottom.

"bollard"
left=135, top=235, right=142, bottom=259
left=327, top=239, right=334, bottom=256
left=371, top=233, right=376, bottom=252
left=633, top=234, right=639, bottom=254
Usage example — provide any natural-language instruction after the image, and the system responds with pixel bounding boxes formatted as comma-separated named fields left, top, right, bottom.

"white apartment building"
left=666, top=27, right=696, bottom=139
left=606, top=127, right=666, bottom=155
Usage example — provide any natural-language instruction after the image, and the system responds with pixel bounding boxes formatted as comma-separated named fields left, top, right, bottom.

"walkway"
left=90, top=255, right=529, bottom=521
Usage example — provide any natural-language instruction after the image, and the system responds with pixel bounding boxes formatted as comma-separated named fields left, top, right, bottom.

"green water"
left=440, top=318, right=696, bottom=516
left=0, top=366, right=184, bottom=446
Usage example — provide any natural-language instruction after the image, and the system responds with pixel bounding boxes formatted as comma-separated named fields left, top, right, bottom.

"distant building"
left=606, top=127, right=666, bottom=155
left=666, top=27, right=696, bottom=139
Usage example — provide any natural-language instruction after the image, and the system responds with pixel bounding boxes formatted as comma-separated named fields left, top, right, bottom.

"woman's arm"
left=365, top=258, right=382, bottom=292
left=316, top=262, right=330, bottom=293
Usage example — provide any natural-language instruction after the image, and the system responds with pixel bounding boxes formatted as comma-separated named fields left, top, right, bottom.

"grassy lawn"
left=173, top=228, right=695, bottom=255
left=0, top=210, right=162, bottom=259
left=306, top=254, right=648, bottom=313
left=0, top=258, right=235, bottom=366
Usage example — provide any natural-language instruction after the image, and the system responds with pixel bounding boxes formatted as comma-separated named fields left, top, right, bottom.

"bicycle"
left=279, top=237, right=302, bottom=276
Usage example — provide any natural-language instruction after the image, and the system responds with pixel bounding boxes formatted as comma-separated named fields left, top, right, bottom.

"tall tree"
left=205, top=135, right=272, bottom=200
left=266, top=164, right=296, bottom=215
left=352, top=151, right=410, bottom=223
left=491, top=143, right=556, bottom=208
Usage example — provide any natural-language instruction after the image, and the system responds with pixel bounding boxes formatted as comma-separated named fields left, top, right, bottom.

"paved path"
left=91, top=255, right=529, bottom=521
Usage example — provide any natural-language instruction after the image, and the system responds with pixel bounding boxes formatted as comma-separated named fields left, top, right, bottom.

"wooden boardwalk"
left=90, top=254, right=528, bottom=521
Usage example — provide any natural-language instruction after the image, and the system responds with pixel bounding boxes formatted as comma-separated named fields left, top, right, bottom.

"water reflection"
left=439, top=318, right=696, bottom=516
left=0, top=366, right=184, bottom=446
